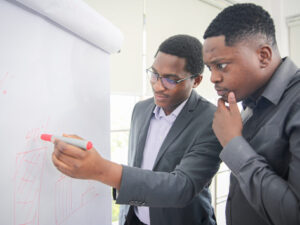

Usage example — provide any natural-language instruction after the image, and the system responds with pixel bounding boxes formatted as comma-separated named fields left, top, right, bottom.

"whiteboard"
left=0, top=0, right=123, bottom=224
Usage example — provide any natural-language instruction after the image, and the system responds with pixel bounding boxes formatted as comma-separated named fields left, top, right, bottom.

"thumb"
left=228, top=92, right=239, bottom=114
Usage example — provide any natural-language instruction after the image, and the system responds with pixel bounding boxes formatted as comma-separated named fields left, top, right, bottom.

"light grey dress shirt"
left=135, top=99, right=187, bottom=224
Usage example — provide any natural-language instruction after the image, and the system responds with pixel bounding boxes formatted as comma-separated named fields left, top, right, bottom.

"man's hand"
left=212, top=92, right=243, bottom=147
left=52, top=134, right=122, bottom=189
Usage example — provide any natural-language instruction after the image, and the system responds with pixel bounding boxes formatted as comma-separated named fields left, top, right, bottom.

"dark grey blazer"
left=116, top=90, right=222, bottom=225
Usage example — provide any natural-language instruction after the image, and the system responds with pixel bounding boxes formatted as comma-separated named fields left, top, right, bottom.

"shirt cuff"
left=220, top=136, right=258, bottom=176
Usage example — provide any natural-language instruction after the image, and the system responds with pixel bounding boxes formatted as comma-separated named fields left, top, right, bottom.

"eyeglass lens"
left=149, top=72, right=177, bottom=89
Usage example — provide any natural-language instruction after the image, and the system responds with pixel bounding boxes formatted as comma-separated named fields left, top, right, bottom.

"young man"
left=52, top=34, right=221, bottom=225
left=203, top=3, right=300, bottom=225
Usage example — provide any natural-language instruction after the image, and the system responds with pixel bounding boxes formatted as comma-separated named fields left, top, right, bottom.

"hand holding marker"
left=40, top=134, right=93, bottom=150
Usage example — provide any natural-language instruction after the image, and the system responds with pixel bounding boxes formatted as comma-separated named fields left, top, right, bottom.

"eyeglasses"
left=146, top=68, right=196, bottom=89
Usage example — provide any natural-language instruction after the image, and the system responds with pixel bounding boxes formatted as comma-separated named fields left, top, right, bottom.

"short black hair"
left=156, top=34, right=204, bottom=75
left=203, top=3, right=277, bottom=47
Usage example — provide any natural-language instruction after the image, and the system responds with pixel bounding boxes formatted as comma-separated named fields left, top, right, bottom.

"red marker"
left=40, top=134, right=93, bottom=150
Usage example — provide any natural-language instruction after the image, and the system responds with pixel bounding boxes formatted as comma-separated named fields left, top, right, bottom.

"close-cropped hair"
left=203, top=3, right=277, bottom=47
left=155, top=34, right=204, bottom=75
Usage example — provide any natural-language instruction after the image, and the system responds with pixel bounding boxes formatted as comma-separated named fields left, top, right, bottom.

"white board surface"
left=0, top=0, right=121, bottom=224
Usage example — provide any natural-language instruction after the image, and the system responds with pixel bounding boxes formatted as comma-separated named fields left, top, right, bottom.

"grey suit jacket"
left=116, top=90, right=222, bottom=225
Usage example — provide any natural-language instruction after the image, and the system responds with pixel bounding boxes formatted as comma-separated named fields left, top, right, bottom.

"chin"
left=221, top=93, right=242, bottom=103
left=154, top=99, right=165, bottom=107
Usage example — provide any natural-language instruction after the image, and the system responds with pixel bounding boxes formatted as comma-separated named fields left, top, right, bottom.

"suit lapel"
left=152, top=91, right=199, bottom=169
left=133, top=100, right=156, bottom=167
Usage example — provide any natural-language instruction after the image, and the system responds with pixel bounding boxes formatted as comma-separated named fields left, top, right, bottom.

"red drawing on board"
left=13, top=146, right=47, bottom=225
left=54, top=177, right=100, bottom=225
left=0, top=72, right=10, bottom=95
left=14, top=122, right=100, bottom=225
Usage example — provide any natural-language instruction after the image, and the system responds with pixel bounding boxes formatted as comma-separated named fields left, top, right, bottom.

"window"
left=212, top=163, right=230, bottom=224
left=287, top=15, right=300, bottom=67
left=110, top=94, right=141, bottom=223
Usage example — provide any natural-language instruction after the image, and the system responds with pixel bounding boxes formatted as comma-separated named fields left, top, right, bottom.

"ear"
left=192, top=74, right=202, bottom=88
left=258, top=45, right=272, bottom=69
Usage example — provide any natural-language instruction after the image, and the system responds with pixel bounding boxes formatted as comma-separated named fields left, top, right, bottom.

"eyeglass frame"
left=146, top=67, right=198, bottom=89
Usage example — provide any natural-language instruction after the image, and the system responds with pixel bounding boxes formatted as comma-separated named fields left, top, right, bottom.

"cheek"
left=170, top=88, right=188, bottom=103
left=235, top=79, right=256, bottom=101
left=224, top=74, right=247, bottom=100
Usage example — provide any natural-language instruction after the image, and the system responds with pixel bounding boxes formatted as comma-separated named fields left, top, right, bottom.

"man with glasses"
left=52, top=34, right=222, bottom=225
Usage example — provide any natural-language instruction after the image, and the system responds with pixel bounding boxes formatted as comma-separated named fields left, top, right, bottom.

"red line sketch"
left=0, top=72, right=11, bottom=95
left=13, top=121, right=100, bottom=225
left=54, top=177, right=100, bottom=225
left=13, top=146, right=47, bottom=225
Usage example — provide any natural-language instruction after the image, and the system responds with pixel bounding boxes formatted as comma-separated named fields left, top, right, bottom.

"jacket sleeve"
left=116, top=134, right=221, bottom=208
left=220, top=103, right=300, bottom=225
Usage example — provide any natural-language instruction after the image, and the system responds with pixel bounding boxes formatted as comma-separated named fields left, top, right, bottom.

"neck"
left=162, top=104, right=180, bottom=116
left=269, top=53, right=282, bottom=78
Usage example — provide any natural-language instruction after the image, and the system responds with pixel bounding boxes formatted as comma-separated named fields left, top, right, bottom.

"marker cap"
left=40, top=134, right=53, bottom=142
left=86, top=141, right=93, bottom=150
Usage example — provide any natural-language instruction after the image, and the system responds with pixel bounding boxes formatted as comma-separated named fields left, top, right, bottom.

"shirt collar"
left=153, top=98, right=188, bottom=123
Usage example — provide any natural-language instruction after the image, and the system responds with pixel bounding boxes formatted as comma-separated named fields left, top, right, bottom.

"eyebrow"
left=205, top=57, right=227, bottom=65
left=151, top=67, right=180, bottom=78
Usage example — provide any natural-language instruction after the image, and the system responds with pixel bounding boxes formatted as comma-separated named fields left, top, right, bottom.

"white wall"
left=283, top=0, right=300, bottom=16
left=282, top=0, right=300, bottom=66
left=83, top=0, right=222, bottom=102
left=84, top=0, right=300, bottom=97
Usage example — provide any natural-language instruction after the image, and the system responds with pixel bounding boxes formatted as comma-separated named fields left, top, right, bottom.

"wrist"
left=222, top=133, right=242, bottom=147
left=94, top=156, right=122, bottom=189
left=93, top=155, right=107, bottom=181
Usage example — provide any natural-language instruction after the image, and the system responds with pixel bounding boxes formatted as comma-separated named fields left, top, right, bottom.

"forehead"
left=153, top=52, right=187, bottom=74
left=203, top=36, right=239, bottom=63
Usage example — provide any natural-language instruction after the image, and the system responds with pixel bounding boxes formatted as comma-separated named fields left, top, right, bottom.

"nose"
left=210, top=69, right=222, bottom=84
left=152, top=77, right=166, bottom=91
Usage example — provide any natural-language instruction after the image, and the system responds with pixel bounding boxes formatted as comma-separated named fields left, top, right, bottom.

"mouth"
left=154, top=93, right=168, bottom=101
left=215, top=86, right=229, bottom=97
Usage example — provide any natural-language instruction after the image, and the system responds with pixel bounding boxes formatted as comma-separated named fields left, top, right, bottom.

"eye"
left=206, top=65, right=211, bottom=71
left=164, top=77, right=177, bottom=84
left=217, top=63, right=227, bottom=70
left=147, top=69, right=159, bottom=78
